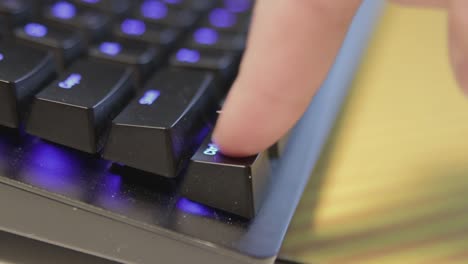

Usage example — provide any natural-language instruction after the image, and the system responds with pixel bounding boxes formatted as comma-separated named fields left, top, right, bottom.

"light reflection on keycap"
left=51, top=1, right=77, bottom=20
left=209, top=8, right=236, bottom=28
left=177, top=197, right=215, bottom=218
left=24, top=23, right=48, bottom=38
left=141, top=0, right=168, bottom=20
left=139, top=90, right=161, bottom=105
left=193, top=28, right=218, bottom=45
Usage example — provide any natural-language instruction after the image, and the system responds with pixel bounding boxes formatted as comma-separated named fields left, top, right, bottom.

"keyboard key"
left=136, top=0, right=198, bottom=28
left=114, top=18, right=180, bottom=46
left=14, top=21, right=85, bottom=68
left=71, top=0, right=130, bottom=16
left=103, top=68, right=219, bottom=177
left=0, top=0, right=30, bottom=30
left=26, top=59, right=133, bottom=153
left=170, top=47, right=239, bottom=78
left=201, top=8, right=250, bottom=33
left=89, top=40, right=160, bottom=84
left=181, top=136, right=271, bottom=219
left=0, top=42, right=56, bottom=128
left=160, top=0, right=214, bottom=12
left=43, top=1, right=111, bottom=42
left=185, top=27, right=245, bottom=51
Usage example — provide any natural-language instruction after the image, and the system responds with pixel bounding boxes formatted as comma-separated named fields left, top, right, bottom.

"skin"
left=212, top=0, right=467, bottom=157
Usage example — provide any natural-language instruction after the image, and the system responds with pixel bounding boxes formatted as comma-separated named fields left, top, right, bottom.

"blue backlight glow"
left=139, top=90, right=161, bottom=105
left=176, top=48, right=200, bottom=63
left=203, top=143, right=219, bottom=156
left=0, top=53, right=4, bottom=61
left=223, top=0, right=251, bottom=13
left=209, top=8, right=236, bottom=28
left=81, top=0, right=99, bottom=3
left=99, top=42, right=122, bottom=56
left=51, top=1, right=77, bottom=20
left=177, top=198, right=215, bottom=217
left=121, top=19, right=146, bottom=36
left=24, top=23, right=48, bottom=38
left=164, top=0, right=181, bottom=4
left=141, top=0, right=168, bottom=20
left=193, top=28, right=218, bottom=45
left=59, top=73, right=82, bottom=89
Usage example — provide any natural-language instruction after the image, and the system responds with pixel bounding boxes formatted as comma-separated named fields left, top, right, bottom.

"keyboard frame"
left=0, top=1, right=383, bottom=264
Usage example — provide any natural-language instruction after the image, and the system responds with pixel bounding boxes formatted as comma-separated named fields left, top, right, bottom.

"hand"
left=212, top=0, right=466, bottom=157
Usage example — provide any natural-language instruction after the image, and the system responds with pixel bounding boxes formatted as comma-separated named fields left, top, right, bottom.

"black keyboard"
left=0, top=0, right=274, bottom=219
left=0, top=1, right=381, bottom=263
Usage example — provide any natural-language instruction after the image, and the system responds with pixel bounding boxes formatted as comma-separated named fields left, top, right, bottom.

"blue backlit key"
left=170, top=47, right=239, bottom=78
left=0, top=41, right=56, bottom=128
left=103, top=68, right=219, bottom=177
left=221, top=0, right=253, bottom=14
left=43, top=1, right=111, bottom=42
left=184, top=27, right=245, bottom=51
left=159, top=0, right=214, bottom=12
left=136, top=0, right=198, bottom=28
left=89, top=40, right=160, bottom=84
left=14, top=21, right=85, bottom=69
left=200, top=8, right=250, bottom=33
left=26, top=59, right=133, bottom=153
left=114, top=18, right=180, bottom=47
left=181, top=135, right=271, bottom=219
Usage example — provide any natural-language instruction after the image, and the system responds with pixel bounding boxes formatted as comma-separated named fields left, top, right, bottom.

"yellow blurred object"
left=282, top=3, right=468, bottom=264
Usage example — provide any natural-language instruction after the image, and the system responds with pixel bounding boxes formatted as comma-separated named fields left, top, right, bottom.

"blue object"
left=209, top=8, right=236, bottom=28
left=58, top=73, right=82, bottom=89
left=121, top=19, right=146, bottom=36
left=141, top=0, right=168, bottom=20
left=51, top=1, right=77, bottom=20
left=138, top=90, right=161, bottom=105
left=0, top=53, right=4, bottom=61
left=163, top=0, right=181, bottom=4
left=99, top=42, right=122, bottom=56
left=176, top=48, right=200, bottom=63
left=81, top=0, right=99, bottom=3
left=193, top=28, right=218, bottom=45
left=24, top=23, right=48, bottom=38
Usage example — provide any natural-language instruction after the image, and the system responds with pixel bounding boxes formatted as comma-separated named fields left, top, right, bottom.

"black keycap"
left=0, top=42, right=56, bottom=128
left=103, top=68, right=219, bottom=178
left=136, top=1, right=198, bottom=28
left=158, top=0, right=214, bottom=12
left=26, top=59, right=133, bottom=153
left=170, top=47, right=239, bottom=78
left=14, top=21, right=85, bottom=68
left=71, top=0, right=131, bottom=16
left=114, top=18, right=179, bottom=47
left=0, top=0, right=30, bottom=31
left=43, top=1, right=111, bottom=42
left=89, top=40, right=160, bottom=84
left=181, top=136, right=271, bottom=219
left=185, top=27, right=245, bottom=51
left=200, top=8, right=250, bottom=33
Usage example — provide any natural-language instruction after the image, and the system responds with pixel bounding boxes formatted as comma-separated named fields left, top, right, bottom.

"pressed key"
left=185, top=27, right=245, bottom=51
left=160, top=0, right=214, bottom=12
left=0, top=42, right=56, bottom=128
left=14, top=21, right=85, bottom=69
left=43, top=1, right=111, bottom=42
left=170, top=47, right=239, bottom=78
left=201, top=8, right=250, bottom=33
left=71, top=0, right=130, bottom=16
left=114, top=18, right=179, bottom=47
left=26, top=59, right=133, bottom=153
left=89, top=40, right=160, bottom=84
left=103, top=68, right=219, bottom=178
left=136, top=0, right=198, bottom=28
left=181, top=136, right=271, bottom=219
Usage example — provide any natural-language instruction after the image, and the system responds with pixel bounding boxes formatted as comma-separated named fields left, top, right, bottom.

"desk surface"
left=281, top=3, right=468, bottom=264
